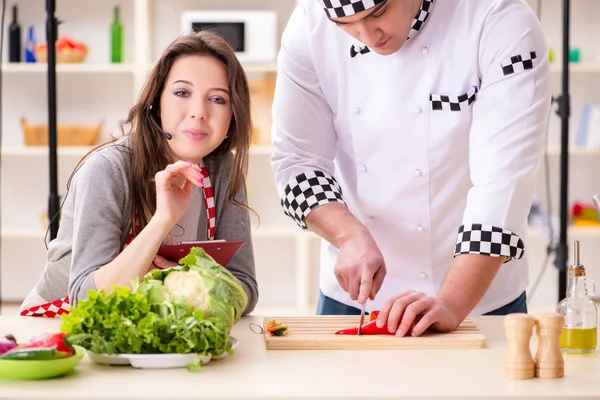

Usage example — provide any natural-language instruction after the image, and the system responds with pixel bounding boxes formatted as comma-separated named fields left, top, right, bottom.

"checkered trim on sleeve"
left=501, top=51, right=538, bottom=76
left=454, top=224, right=525, bottom=261
left=318, top=0, right=385, bottom=18
left=281, top=171, right=345, bottom=230
left=430, top=86, right=479, bottom=111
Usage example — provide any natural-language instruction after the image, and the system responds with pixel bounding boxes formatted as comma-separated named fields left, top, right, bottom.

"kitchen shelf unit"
left=1, top=0, right=599, bottom=314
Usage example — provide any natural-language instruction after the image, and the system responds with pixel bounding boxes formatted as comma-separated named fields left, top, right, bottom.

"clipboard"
left=157, top=240, right=244, bottom=267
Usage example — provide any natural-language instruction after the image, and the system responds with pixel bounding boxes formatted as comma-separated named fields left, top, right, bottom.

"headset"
left=149, top=104, right=172, bottom=140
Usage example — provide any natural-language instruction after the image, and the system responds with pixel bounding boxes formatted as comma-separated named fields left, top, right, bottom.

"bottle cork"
left=535, top=313, right=565, bottom=379
left=504, top=313, right=535, bottom=380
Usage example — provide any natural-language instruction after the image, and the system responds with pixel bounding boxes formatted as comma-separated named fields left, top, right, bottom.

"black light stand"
left=553, top=0, right=571, bottom=301
left=46, top=0, right=60, bottom=240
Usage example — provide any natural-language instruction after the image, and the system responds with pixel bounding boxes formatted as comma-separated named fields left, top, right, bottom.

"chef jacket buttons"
left=420, top=271, right=428, bottom=279
left=417, top=225, right=425, bottom=233
left=359, top=165, right=368, bottom=173
left=415, top=107, right=422, bottom=115
left=422, top=47, right=429, bottom=55
left=414, top=169, right=423, bottom=177
left=351, top=106, right=361, bottom=114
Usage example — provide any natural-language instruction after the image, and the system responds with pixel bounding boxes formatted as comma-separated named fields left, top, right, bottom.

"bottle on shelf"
left=111, top=5, right=123, bottom=63
left=25, top=26, right=36, bottom=63
left=8, top=5, right=21, bottom=62
left=556, top=240, right=598, bottom=354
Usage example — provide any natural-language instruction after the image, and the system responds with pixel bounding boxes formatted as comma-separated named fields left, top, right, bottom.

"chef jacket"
left=270, top=0, right=552, bottom=315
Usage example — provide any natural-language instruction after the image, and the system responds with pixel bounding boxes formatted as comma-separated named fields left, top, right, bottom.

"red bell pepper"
left=335, top=319, right=394, bottom=335
left=0, top=332, right=74, bottom=360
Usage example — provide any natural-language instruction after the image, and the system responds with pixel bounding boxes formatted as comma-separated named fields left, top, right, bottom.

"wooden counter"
left=0, top=315, right=599, bottom=399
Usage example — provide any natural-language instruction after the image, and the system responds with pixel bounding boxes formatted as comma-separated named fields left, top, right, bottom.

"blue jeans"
left=316, top=291, right=528, bottom=316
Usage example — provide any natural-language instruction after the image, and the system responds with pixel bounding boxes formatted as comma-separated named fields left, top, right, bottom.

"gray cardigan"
left=22, top=139, right=258, bottom=315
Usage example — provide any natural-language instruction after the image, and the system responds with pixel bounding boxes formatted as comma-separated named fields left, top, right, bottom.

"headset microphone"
left=149, top=105, right=172, bottom=140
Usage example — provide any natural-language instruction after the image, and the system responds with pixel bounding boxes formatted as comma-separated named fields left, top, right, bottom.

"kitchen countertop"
left=0, top=314, right=599, bottom=400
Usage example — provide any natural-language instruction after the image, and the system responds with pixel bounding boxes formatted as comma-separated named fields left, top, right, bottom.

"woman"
left=20, top=30, right=259, bottom=317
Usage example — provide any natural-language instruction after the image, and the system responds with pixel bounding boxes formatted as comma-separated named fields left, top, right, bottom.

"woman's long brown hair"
left=68, top=30, right=253, bottom=238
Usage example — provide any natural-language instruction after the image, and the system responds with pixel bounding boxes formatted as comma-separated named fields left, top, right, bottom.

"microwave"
left=181, top=10, right=278, bottom=63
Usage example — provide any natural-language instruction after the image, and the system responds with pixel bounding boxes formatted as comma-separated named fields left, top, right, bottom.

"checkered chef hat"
left=318, top=0, right=386, bottom=18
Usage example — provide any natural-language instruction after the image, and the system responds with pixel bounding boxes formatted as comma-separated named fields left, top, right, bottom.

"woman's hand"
left=148, top=255, right=180, bottom=271
left=154, top=161, right=204, bottom=226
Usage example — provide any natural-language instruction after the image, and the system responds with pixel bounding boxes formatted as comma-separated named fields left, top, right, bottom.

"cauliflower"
left=141, top=247, right=248, bottom=329
left=162, top=270, right=212, bottom=312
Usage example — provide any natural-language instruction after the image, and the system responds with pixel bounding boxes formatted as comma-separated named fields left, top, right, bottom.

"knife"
left=357, top=302, right=366, bottom=336
left=593, top=195, right=600, bottom=219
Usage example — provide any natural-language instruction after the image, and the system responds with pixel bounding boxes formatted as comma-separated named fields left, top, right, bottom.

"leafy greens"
left=60, top=247, right=248, bottom=371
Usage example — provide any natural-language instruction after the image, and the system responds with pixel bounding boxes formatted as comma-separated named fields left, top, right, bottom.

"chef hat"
left=318, top=0, right=386, bottom=18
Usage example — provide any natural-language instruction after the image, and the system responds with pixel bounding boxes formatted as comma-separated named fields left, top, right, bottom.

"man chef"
left=269, top=0, right=551, bottom=337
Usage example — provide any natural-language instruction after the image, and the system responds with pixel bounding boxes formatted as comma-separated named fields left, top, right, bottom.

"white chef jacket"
left=270, top=0, right=552, bottom=315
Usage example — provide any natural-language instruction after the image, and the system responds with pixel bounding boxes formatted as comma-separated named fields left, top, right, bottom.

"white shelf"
left=249, top=145, right=272, bottom=156
left=1, top=63, right=137, bottom=74
left=550, top=61, right=600, bottom=73
left=1, top=146, right=94, bottom=157
left=3, top=225, right=598, bottom=240
left=242, top=62, right=278, bottom=73
left=1, top=228, right=46, bottom=239
left=527, top=225, right=600, bottom=239
left=145, top=61, right=277, bottom=74
left=1, top=145, right=272, bottom=157
left=545, top=147, right=600, bottom=156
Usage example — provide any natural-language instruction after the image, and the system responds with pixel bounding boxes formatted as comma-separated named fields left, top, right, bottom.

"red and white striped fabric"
left=20, top=166, right=216, bottom=318
left=199, top=166, right=216, bottom=241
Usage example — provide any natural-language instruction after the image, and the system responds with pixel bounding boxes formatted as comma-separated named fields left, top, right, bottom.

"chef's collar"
left=407, top=0, right=434, bottom=40
left=346, top=0, right=435, bottom=58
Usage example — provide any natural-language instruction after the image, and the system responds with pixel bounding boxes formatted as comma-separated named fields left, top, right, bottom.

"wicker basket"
left=21, top=117, right=102, bottom=146
left=35, top=45, right=88, bottom=63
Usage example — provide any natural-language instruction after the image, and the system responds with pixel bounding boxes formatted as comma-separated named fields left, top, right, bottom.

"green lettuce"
left=60, top=247, right=246, bottom=371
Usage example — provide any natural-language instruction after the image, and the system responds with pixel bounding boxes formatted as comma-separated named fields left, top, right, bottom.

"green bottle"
left=111, top=5, right=122, bottom=63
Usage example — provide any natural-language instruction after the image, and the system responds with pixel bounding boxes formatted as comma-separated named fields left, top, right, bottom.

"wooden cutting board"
left=263, top=316, right=486, bottom=350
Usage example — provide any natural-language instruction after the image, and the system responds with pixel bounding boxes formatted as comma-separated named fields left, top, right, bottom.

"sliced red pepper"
left=335, top=320, right=393, bottom=335
left=3, top=332, right=74, bottom=359
left=369, top=310, right=380, bottom=322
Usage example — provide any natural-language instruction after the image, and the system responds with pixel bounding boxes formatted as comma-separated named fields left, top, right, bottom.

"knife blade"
left=358, top=302, right=366, bottom=336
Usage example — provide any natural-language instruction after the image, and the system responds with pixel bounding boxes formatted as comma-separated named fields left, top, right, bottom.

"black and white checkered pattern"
left=347, top=0, right=434, bottom=58
left=350, top=44, right=371, bottom=58
left=281, top=171, right=345, bottom=230
left=454, top=224, right=525, bottom=261
left=408, top=0, right=434, bottom=39
left=501, top=51, right=538, bottom=76
left=318, top=0, right=385, bottom=18
left=430, top=86, right=479, bottom=111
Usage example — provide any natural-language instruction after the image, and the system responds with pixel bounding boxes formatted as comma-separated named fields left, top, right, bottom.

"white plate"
left=87, top=337, right=238, bottom=369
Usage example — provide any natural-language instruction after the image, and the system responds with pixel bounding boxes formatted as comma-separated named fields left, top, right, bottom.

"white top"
left=1, top=315, right=599, bottom=399
left=270, top=0, right=552, bottom=314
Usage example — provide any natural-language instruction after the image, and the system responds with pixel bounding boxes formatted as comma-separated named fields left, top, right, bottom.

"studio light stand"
left=553, top=0, right=571, bottom=301
left=46, top=0, right=60, bottom=240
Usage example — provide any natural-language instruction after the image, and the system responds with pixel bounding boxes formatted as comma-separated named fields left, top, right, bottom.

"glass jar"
left=556, top=241, right=598, bottom=354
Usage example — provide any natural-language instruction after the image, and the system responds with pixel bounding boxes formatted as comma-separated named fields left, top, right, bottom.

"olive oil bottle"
left=556, top=240, right=597, bottom=354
